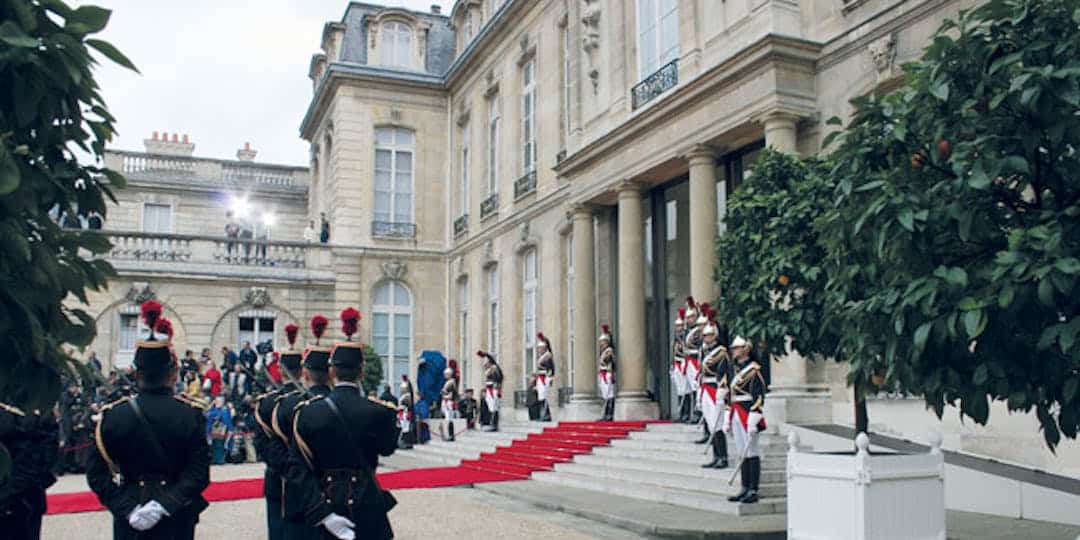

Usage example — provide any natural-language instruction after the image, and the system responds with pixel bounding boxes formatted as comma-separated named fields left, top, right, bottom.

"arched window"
left=522, top=248, right=538, bottom=379
left=237, top=309, right=276, bottom=351
left=381, top=22, right=413, bottom=68
left=374, top=127, right=415, bottom=225
left=372, top=280, right=413, bottom=390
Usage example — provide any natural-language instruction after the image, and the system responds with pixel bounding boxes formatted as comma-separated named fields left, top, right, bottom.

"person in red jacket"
left=202, top=359, right=223, bottom=397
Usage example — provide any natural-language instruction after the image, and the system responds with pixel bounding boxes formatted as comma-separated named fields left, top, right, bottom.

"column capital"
left=567, top=201, right=601, bottom=218
left=615, top=179, right=647, bottom=196
left=750, top=106, right=813, bottom=127
left=684, top=144, right=718, bottom=165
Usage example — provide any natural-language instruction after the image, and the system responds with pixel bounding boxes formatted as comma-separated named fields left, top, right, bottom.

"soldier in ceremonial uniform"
left=534, top=333, right=555, bottom=422
left=698, top=320, right=730, bottom=468
left=396, top=378, right=416, bottom=449
left=288, top=307, right=399, bottom=540
left=725, top=336, right=766, bottom=503
left=253, top=323, right=303, bottom=540
left=477, top=350, right=503, bottom=432
left=1, top=400, right=58, bottom=540
left=440, top=366, right=459, bottom=441
left=87, top=301, right=211, bottom=539
left=597, top=325, right=617, bottom=421
left=275, top=315, right=334, bottom=540
left=670, top=309, right=689, bottom=425
left=680, top=298, right=701, bottom=423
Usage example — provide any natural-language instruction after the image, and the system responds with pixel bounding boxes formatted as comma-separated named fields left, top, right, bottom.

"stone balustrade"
left=105, top=150, right=309, bottom=190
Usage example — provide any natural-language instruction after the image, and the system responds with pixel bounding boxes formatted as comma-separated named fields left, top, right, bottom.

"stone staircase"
left=531, top=422, right=788, bottom=516
left=404, top=422, right=552, bottom=467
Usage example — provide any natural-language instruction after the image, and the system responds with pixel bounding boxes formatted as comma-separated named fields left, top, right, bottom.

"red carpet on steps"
left=46, top=420, right=658, bottom=516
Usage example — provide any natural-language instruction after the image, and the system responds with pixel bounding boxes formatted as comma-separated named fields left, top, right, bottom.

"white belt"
left=702, top=377, right=717, bottom=383
left=733, top=395, right=752, bottom=402
left=685, top=349, right=700, bottom=355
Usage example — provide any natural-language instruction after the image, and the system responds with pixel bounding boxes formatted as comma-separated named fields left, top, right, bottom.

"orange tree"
left=0, top=0, right=133, bottom=414
left=819, top=0, right=1080, bottom=448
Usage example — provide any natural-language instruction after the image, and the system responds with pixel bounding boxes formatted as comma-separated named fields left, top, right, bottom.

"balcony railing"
left=632, top=59, right=678, bottom=110
left=101, top=230, right=316, bottom=269
left=514, top=170, right=537, bottom=200
left=105, top=150, right=309, bottom=190
left=480, top=193, right=499, bottom=220
left=371, top=221, right=417, bottom=239
left=453, top=214, right=469, bottom=237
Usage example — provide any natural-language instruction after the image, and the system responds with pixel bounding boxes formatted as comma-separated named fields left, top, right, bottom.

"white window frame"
left=381, top=21, right=413, bottom=69
left=565, top=235, right=575, bottom=386
left=238, top=309, right=276, bottom=351
left=486, top=266, right=500, bottom=353
left=458, top=278, right=470, bottom=383
left=460, top=122, right=470, bottom=217
left=561, top=22, right=572, bottom=147
left=141, top=202, right=173, bottom=234
left=522, top=248, right=538, bottom=381
left=116, top=308, right=143, bottom=369
left=487, top=93, right=500, bottom=195
left=521, top=59, right=537, bottom=175
left=636, top=0, right=680, bottom=79
left=374, top=127, right=415, bottom=224
left=372, top=281, right=413, bottom=391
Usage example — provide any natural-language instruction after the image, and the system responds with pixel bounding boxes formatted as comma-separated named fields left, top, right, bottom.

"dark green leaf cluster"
left=0, top=1, right=134, bottom=412
left=719, top=0, right=1080, bottom=449
left=361, top=344, right=385, bottom=395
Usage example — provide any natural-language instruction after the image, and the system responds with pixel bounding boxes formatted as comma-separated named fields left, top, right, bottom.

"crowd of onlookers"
left=56, top=342, right=281, bottom=474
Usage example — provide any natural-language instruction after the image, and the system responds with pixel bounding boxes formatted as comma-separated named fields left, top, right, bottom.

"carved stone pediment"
left=868, top=34, right=897, bottom=81
left=243, top=287, right=271, bottom=308
left=381, top=259, right=407, bottom=281
left=125, top=282, right=156, bottom=304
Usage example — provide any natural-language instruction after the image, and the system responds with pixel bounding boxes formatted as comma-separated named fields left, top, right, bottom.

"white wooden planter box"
left=787, top=431, right=945, bottom=540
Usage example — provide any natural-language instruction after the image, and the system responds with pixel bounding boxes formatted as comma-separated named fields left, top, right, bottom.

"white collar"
left=335, top=381, right=361, bottom=390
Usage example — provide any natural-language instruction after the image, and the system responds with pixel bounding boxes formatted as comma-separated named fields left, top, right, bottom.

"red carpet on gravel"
left=46, top=421, right=660, bottom=515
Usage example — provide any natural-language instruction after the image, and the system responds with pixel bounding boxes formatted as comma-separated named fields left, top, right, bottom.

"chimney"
left=431, top=4, right=441, bottom=15
left=236, top=142, right=257, bottom=162
left=143, top=130, right=195, bottom=156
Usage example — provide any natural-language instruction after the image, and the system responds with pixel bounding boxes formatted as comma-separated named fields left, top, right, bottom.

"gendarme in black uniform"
left=289, top=308, right=399, bottom=540
left=87, top=303, right=210, bottom=539
left=1, top=401, right=58, bottom=540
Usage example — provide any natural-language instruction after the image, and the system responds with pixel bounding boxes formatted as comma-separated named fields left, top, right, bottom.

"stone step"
left=399, top=446, right=466, bottom=466
left=531, top=470, right=786, bottom=516
left=426, top=437, right=502, bottom=454
left=591, top=445, right=787, bottom=469
left=551, top=461, right=786, bottom=498
left=610, top=437, right=788, bottom=455
left=571, top=453, right=787, bottom=485
left=627, top=429, right=705, bottom=443
left=406, top=442, right=481, bottom=464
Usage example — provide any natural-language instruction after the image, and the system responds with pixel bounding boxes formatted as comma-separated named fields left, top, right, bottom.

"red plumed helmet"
left=686, top=296, right=696, bottom=308
left=340, top=307, right=361, bottom=340
left=310, top=315, right=329, bottom=343
left=677, top=308, right=686, bottom=318
left=285, top=324, right=300, bottom=347
left=154, top=317, right=173, bottom=340
left=601, top=324, right=610, bottom=334
left=537, top=332, right=547, bottom=342
left=140, top=300, right=163, bottom=331
left=476, top=350, right=485, bottom=357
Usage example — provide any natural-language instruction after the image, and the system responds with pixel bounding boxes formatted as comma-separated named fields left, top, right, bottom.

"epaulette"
left=274, top=388, right=302, bottom=404
left=296, top=395, right=325, bottom=410
left=368, top=396, right=397, bottom=410
left=0, top=401, right=26, bottom=417
left=174, top=394, right=208, bottom=411
left=254, top=390, right=276, bottom=403
left=101, top=396, right=130, bottom=412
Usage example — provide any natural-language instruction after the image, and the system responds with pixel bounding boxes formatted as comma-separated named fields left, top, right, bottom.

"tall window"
left=460, top=122, right=470, bottom=217
left=522, top=248, right=538, bottom=377
left=561, top=23, right=572, bottom=147
left=489, top=0, right=505, bottom=17
left=565, top=235, right=575, bottom=386
left=521, top=59, right=537, bottom=174
left=381, top=22, right=413, bottom=68
left=457, top=279, right=469, bottom=379
left=465, top=11, right=475, bottom=41
left=142, top=203, right=172, bottom=233
left=486, top=266, right=499, bottom=352
left=487, top=93, right=500, bottom=195
left=116, top=312, right=140, bottom=368
left=373, top=281, right=412, bottom=391
left=636, top=0, right=679, bottom=78
left=238, top=311, right=275, bottom=350
left=374, top=127, right=414, bottom=224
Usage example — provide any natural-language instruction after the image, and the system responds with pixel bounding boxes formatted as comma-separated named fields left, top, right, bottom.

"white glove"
left=127, top=504, right=146, bottom=530
left=747, top=412, right=763, bottom=435
left=319, top=512, right=356, bottom=540
left=128, top=500, right=169, bottom=531
left=722, top=412, right=732, bottom=435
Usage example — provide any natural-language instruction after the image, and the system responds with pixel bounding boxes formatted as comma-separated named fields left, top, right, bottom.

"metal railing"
left=371, top=221, right=417, bottom=239
left=513, top=170, right=537, bottom=199
left=480, top=193, right=499, bottom=219
left=453, top=214, right=469, bottom=237
left=101, top=230, right=314, bottom=269
left=632, top=60, right=678, bottom=110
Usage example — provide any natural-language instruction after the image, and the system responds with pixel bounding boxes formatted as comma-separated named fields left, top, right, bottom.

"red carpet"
left=47, top=421, right=659, bottom=516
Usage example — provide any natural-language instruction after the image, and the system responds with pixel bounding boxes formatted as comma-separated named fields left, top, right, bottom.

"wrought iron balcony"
left=480, top=193, right=499, bottom=219
left=514, top=170, right=537, bottom=200
left=453, top=214, right=469, bottom=237
left=632, top=59, right=678, bottom=110
left=371, top=221, right=417, bottom=239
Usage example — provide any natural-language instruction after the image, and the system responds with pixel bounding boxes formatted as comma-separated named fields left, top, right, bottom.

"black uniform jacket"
left=288, top=384, right=399, bottom=537
left=0, top=404, right=58, bottom=536
left=275, top=384, right=330, bottom=522
left=86, top=387, right=210, bottom=521
left=253, top=382, right=302, bottom=501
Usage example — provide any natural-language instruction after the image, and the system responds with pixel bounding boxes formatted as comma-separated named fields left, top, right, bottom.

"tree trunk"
left=853, top=380, right=869, bottom=435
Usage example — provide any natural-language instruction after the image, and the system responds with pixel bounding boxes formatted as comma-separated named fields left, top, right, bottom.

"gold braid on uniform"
left=0, top=401, right=26, bottom=416
left=252, top=391, right=276, bottom=438
left=292, top=396, right=324, bottom=469
left=174, top=394, right=208, bottom=411
left=270, top=390, right=301, bottom=442
left=367, top=396, right=397, bottom=410
left=94, top=397, right=129, bottom=484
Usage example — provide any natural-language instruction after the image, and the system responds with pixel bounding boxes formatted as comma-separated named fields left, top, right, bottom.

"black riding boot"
left=713, top=432, right=728, bottom=468
left=540, top=400, right=552, bottom=422
left=728, top=456, right=750, bottom=502
left=447, top=420, right=456, bottom=442
left=694, top=423, right=709, bottom=444
left=742, top=457, right=760, bottom=503
left=678, top=396, right=690, bottom=423
left=605, top=399, right=615, bottom=421
left=492, top=411, right=499, bottom=431
left=701, top=434, right=720, bottom=468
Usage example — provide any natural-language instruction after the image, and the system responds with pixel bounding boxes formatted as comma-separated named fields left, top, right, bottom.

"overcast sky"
left=81, top=0, right=454, bottom=167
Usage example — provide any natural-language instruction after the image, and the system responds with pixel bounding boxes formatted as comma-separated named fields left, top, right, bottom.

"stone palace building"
left=79, top=0, right=1078, bottom=474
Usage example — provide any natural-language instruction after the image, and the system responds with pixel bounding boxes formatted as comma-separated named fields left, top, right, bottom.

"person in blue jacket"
left=205, top=396, right=233, bottom=465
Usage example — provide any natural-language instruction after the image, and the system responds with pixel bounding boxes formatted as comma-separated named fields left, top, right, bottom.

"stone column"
left=687, top=145, right=718, bottom=302
left=614, top=182, right=659, bottom=420
left=564, top=204, right=602, bottom=420
left=763, top=111, right=799, bottom=154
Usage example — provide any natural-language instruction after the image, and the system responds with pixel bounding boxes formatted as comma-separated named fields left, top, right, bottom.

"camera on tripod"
left=255, top=339, right=273, bottom=355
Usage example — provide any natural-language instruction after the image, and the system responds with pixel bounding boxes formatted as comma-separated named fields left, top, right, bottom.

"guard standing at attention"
left=680, top=298, right=701, bottom=423
left=534, top=333, right=555, bottom=422
left=396, top=377, right=416, bottom=449
left=0, top=399, right=58, bottom=540
left=725, top=336, right=766, bottom=504
left=275, top=315, right=333, bottom=540
left=440, top=366, right=459, bottom=441
left=289, top=308, right=399, bottom=540
left=253, top=323, right=303, bottom=540
left=477, top=350, right=503, bottom=432
left=670, top=309, right=690, bottom=426
left=597, top=325, right=617, bottom=421
left=87, top=301, right=210, bottom=539
left=698, top=317, right=730, bottom=469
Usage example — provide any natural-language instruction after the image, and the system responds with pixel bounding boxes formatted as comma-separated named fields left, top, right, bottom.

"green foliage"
left=0, top=1, right=134, bottom=411
left=818, top=0, right=1080, bottom=448
left=362, top=344, right=384, bottom=394
left=715, top=150, right=838, bottom=361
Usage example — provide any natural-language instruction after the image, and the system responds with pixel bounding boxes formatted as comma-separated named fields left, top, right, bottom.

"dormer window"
left=381, top=21, right=413, bottom=68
